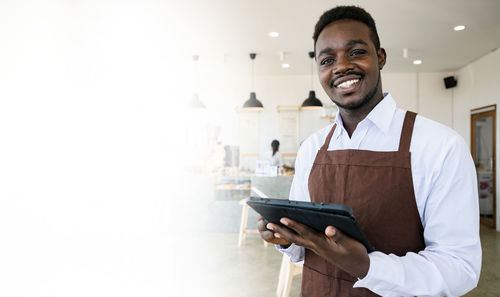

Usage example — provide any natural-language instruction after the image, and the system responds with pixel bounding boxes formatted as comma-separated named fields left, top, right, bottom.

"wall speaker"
left=444, top=76, right=457, bottom=89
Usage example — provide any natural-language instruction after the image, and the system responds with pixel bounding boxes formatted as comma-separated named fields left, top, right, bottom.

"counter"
left=250, top=175, right=293, bottom=199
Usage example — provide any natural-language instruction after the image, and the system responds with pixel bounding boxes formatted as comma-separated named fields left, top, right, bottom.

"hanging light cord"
left=251, top=57, right=255, bottom=92
left=310, top=56, right=314, bottom=90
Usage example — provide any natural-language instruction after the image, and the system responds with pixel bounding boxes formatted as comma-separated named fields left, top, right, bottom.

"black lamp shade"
left=243, top=92, right=263, bottom=109
left=301, top=90, right=323, bottom=108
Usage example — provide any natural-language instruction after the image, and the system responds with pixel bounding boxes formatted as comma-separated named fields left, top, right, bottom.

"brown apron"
left=301, top=111, right=426, bottom=297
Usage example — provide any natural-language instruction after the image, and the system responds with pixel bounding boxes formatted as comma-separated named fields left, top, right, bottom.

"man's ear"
left=378, top=48, right=387, bottom=70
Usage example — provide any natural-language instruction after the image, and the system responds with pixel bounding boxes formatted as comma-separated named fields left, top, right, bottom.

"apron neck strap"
left=320, top=124, right=337, bottom=152
left=320, top=111, right=417, bottom=153
left=398, top=111, right=417, bottom=152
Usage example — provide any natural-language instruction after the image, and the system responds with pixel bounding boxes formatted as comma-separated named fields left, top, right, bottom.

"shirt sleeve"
left=275, top=244, right=306, bottom=263
left=354, top=135, right=481, bottom=297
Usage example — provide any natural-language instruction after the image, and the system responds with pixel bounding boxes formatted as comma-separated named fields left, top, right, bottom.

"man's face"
left=315, top=19, right=386, bottom=110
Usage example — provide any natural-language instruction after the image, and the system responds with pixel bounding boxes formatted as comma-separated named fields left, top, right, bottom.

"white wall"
left=382, top=72, right=455, bottom=127
left=382, top=72, right=418, bottom=111
left=453, top=49, right=500, bottom=230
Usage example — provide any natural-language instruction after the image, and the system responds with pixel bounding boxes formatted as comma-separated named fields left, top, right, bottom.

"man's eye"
left=350, top=49, right=366, bottom=56
left=320, top=58, right=334, bottom=65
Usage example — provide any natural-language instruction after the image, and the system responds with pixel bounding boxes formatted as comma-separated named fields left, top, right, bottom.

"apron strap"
left=319, top=124, right=337, bottom=152
left=398, top=111, right=417, bottom=152
left=320, top=111, right=417, bottom=153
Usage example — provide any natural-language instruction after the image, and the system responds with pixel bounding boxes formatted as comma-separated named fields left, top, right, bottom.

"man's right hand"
left=257, top=215, right=292, bottom=246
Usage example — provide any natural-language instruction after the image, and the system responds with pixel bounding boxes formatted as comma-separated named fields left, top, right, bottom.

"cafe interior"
left=176, top=1, right=500, bottom=296
left=1, top=0, right=499, bottom=296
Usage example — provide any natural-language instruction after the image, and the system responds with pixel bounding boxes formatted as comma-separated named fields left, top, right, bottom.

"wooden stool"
left=276, top=254, right=303, bottom=297
left=238, top=198, right=269, bottom=247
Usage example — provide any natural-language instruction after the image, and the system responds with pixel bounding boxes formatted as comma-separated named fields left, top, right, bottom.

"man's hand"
left=257, top=215, right=292, bottom=246
left=267, top=217, right=370, bottom=278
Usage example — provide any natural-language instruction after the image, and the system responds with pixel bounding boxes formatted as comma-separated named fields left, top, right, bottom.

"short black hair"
left=313, top=6, right=380, bottom=51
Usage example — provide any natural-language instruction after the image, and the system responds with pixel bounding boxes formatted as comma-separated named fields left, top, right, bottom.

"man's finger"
left=325, top=226, right=336, bottom=237
left=325, top=226, right=345, bottom=245
left=280, top=217, right=317, bottom=239
left=270, top=223, right=300, bottom=244
left=265, top=222, right=282, bottom=232
left=260, top=230, right=277, bottom=242
left=259, top=223, right=293, bottom=246
left=257, top=216, right=269, bottom=231
left=271, top=219, right=319, bottom=248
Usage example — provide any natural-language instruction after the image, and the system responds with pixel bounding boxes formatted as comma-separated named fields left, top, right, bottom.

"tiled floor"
left=196, top=224, right=499, bottom=297
left=465, top=226, right=500, bottom=297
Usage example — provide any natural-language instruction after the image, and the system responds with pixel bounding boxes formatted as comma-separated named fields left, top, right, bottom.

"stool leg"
left=238, top=203, right=250, bottom=247
left=276, top=255, right=288, bottom=297
left=282, top=261, right=294, bottom=297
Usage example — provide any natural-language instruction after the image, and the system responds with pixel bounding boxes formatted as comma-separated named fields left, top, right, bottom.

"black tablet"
left=247, top=197, right=374, bottom=252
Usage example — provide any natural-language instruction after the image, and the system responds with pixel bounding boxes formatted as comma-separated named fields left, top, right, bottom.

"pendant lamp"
left=242, top=53, right=264, bottom=110
left=188, top=55, right=206, bottom=109
left=301, top=51, right=323, bottom=109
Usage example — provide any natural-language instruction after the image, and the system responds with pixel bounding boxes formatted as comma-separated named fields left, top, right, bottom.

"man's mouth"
left=329, top=72, right=364, bottom=89
left=337, top=79, right=360, bottom=89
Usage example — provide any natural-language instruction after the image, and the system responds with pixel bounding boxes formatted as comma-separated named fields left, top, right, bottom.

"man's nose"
left=333, top=55, right=354, bottom=75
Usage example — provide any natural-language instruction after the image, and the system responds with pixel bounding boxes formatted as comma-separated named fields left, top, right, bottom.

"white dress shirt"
left=263, top=150, right=285, bottom=167
left=279, top=93, right=481, bottom=297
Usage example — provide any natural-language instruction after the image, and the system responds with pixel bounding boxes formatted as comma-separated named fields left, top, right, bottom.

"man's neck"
left=338, top=93, right=384, bottom=137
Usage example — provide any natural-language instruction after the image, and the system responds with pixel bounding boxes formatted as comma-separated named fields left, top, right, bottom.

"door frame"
left=471, top=104, right=496, bottom=228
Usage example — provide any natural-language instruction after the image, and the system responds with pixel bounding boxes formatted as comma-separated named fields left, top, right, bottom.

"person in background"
left=257, top=5, right=481, bottom=297
left=263, top=139, right=294, bottom=171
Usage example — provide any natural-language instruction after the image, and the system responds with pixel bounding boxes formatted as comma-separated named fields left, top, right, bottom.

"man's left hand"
left=266, top=217, right=370, bottom=278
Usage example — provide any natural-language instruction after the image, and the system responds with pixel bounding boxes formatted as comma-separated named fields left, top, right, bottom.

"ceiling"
left=174, top=0, right=500, bottom=76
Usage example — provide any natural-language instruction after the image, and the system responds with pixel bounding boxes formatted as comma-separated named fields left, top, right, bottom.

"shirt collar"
left=332, top=92, right=396, bottom=138
left=365, top=92, right=396, bottom=134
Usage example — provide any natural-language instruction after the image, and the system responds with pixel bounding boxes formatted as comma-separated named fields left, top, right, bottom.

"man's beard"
left=331, top=72, right=381, bottom=110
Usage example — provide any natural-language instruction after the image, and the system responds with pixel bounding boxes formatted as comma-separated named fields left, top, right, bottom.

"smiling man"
left=315, top=17, right=386, bottom=137
left=257, top=6, right=481, bottom=297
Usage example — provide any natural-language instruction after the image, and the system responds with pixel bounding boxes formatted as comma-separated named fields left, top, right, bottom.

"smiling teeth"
left=338, top=79, right=359, bottom=88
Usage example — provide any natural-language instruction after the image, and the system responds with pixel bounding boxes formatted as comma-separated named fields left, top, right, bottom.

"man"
left=257, top=6, right=481, bottom=297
